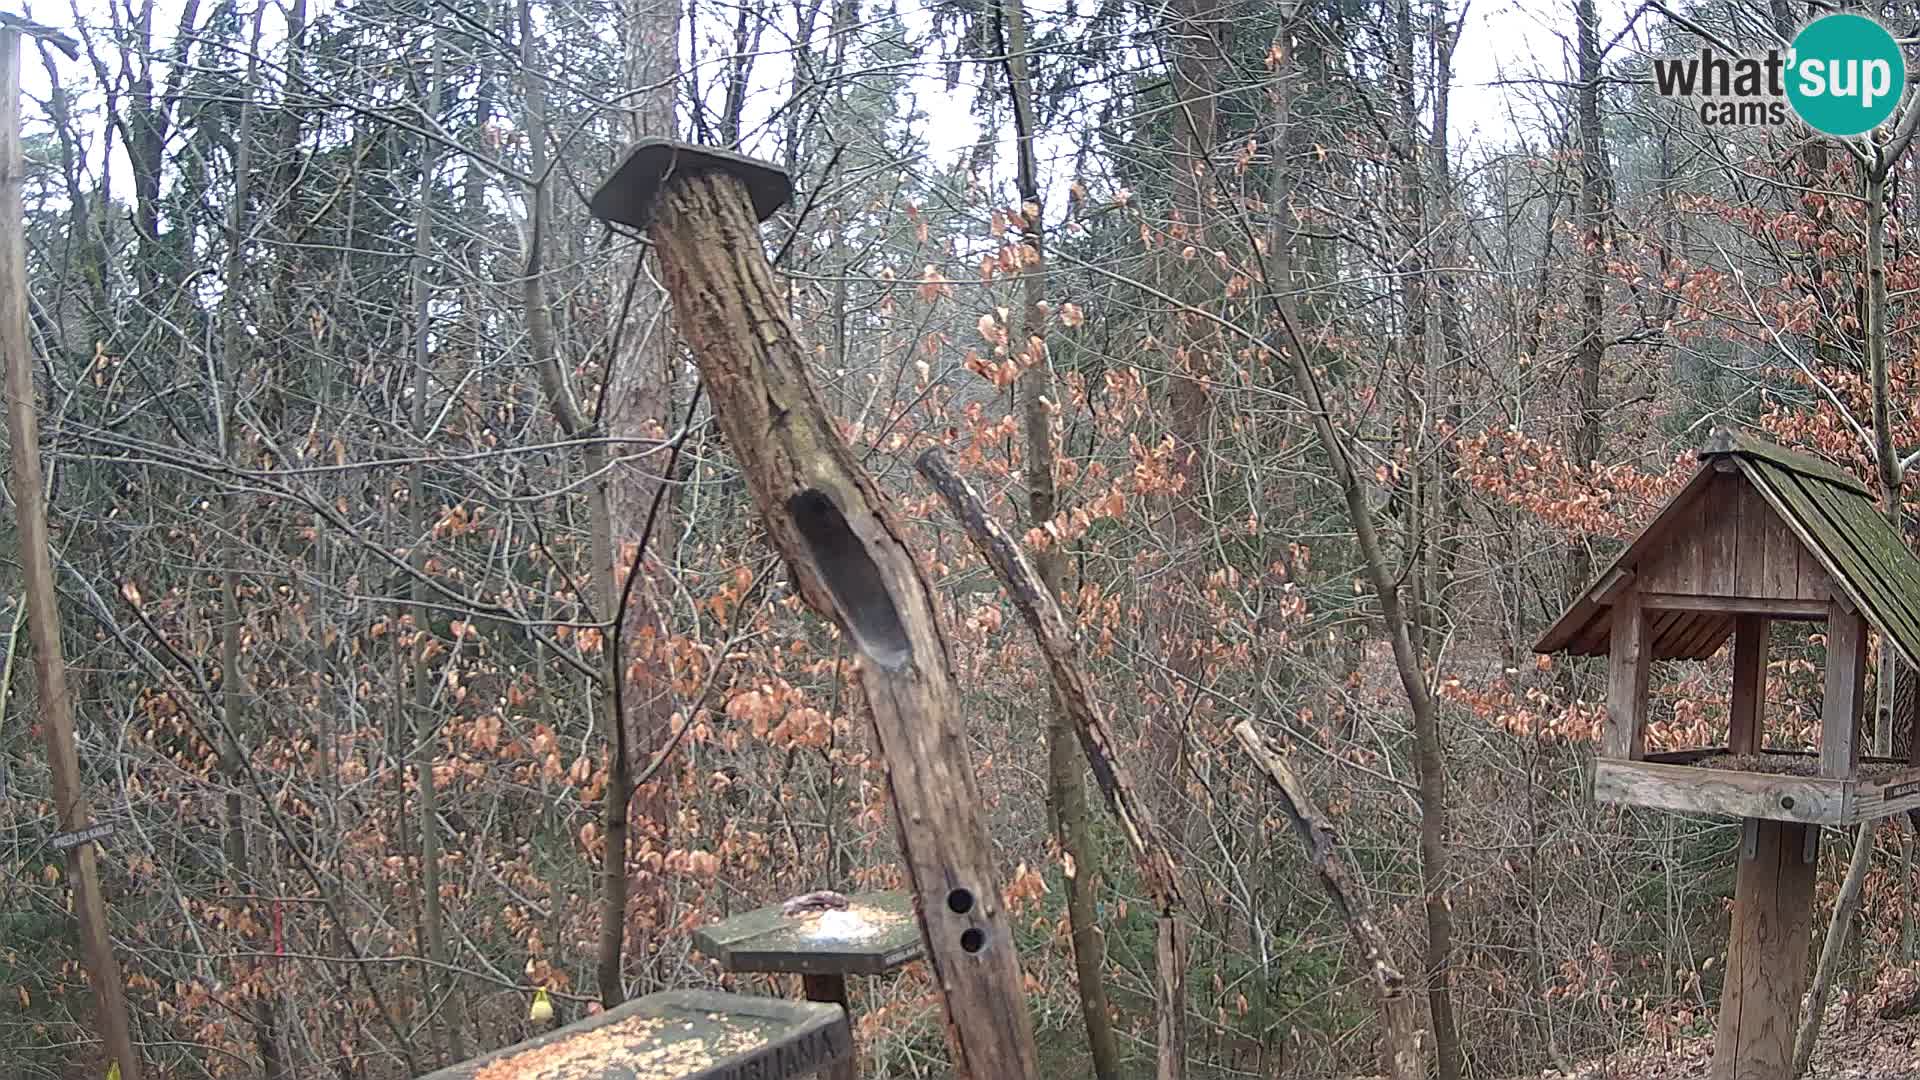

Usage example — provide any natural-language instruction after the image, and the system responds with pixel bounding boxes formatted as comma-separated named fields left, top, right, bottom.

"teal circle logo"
left=1788, top=14, right=1905, bottom=136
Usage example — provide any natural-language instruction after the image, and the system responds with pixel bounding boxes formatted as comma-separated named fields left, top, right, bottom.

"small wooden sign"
left=50, top=822, right=113, bottom=851
left=1885, top=779, right=1920, bottom=800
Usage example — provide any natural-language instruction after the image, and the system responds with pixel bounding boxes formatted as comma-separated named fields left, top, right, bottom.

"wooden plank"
left=1536, top=464, right=1720, bottom=654
left=1710, top=820, right=1819, bottom=1080
left=1746, top=466, right=1908, bottom=660
left=1735, top=476, right=1758, bottom=595
left=1730, top=615, right=1769, bottom=754
left=1849, top=765, right=1920, bottom=823
left=1704, top=474, right=1739, bottom=595
left=1592, top=759, right=1849, bottom=824
left=692, top=891, right=923, bottom=977
left=418, top=989, right=852, bottom=1080
left=1759, top=489, right=1816, bottom=600
left=1606, top=592, right=1651, bottom=760
left=1822, top=597, right=1868, bottom=779
left=1638, top=594, right=1827, bottom=618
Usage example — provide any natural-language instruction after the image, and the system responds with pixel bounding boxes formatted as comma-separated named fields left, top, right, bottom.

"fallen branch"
left=915, top=449, right=1188, bottom=1080
left=1232, top=720, right=1424, bottom=1080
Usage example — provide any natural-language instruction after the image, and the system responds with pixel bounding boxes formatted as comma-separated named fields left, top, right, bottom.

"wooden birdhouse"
left=1537, top=428, right=1920, bottom=1080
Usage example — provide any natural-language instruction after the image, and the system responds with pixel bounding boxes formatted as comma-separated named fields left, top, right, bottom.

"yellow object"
left=106, top=1064, right=120, bottom=1080
left=528, top=988, right=553, bottom=1025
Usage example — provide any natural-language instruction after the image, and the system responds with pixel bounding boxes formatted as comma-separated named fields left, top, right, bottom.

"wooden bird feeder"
left=417, top=989, right=850, bottom=1080
left=1537, top=428, right=1920, bottom=1080
left=693, top=891, right=922, bottom=1080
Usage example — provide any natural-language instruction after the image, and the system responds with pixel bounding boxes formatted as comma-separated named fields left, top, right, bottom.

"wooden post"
left=589, top=140, right=1039, bottom=1078
left=0, top=27, right=143, bottom=1080
left=1711, top=819, right=1818, bottom=1080
left=801, top=975, right=857, bottom=1080
left=1822, top=597, right=1867, bottom=779
left=0, top=26, right=143, bottom=1080
left=1605, top=592, right=1650, bottom=760
left=1729, top=615, right=1769, bottom=755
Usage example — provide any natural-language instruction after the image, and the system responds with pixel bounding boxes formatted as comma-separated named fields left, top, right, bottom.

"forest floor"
left=1526, top=1003, right=1920, bottom=1078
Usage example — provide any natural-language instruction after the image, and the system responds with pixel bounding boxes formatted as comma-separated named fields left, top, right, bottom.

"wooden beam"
left=1639, top=594, right=1828, bottom=619
left=600, top=145, right=1039, bottom=1076
left=1589, top=567, right=1635, bottom=605
left=1593, top=759, right=1848, bottom=824
left=1710, top=820, right=1818, bottom=1080
left=1606, top=592, right=1651, bottom=760
left=1823, top=597, right=1868, bottom=779
left=0, top=28, right=143, bottom=1080
left=1730, top=615, right=1770, bottom=755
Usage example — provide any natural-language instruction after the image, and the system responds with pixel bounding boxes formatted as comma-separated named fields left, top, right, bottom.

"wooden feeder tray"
left=415, top=989, right=849, bottom=1080
left=692, top=891, right=922, bottom=977
left=1595, top=747, right=1920, bottom=825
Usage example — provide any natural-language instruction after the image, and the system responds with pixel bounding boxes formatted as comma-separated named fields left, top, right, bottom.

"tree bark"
left=1569, top=0, right=1607, bottom=599
left=642, top=165, right=1040, bottom=1078
left=0, top=27, right=144, bottom=1080
left=918, top=449, right=1187, bottom=1080
left=406, top=32, right=468, bottom=1063
left=603, top=0, right=684, bottom=993
left=995, top=0, right=1120, bottom=1074
left=518, top=0, right=633, bottom=1008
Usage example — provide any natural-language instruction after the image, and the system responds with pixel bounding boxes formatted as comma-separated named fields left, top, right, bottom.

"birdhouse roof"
left=1534, top=429, right=1920, bottom=670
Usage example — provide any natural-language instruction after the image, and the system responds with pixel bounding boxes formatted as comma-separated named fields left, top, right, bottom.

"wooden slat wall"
left=1637, top=474, right=1828, bottom=603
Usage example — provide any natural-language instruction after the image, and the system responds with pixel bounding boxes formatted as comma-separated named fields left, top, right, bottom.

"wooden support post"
left=801, top=975, right=857, bottom=1080
left=1606, top=592, right=1650, bottom=760
left=1711, top=819, right=1818, bottom=1080
left=0, top=27, right=143, bottom=1080
left=1822, top=597, right=1867, bottom=779
left=589, top=140, right=1039, bottom=1078
left=1730, top=615, right=1769, bottom=756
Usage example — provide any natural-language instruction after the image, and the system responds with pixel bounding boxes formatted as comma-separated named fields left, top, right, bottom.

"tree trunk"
left=1234, top=722, right=1423, bottom=1080
left=217, top=9, right=290, bottom=1072
left=1796, top=162, right=1899, bottom=1075
left=637, top=161, right=1041, bottom=1078
left=603, top=0, right=684, bottom=992
left=0, top=27, right=144, bottom=1080
left=996, top=0, right=1120, bottom=1074
left=918, top=450, right=1188, bottom=1079
left=1569, top=0, right=1606, bottom=598
left=406, top=33, right=469, bottom=1063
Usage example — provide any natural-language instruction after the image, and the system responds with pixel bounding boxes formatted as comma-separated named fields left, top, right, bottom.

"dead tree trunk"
left=1233, top=722, right=1423, bottom=1080
left=917, top=450, right=1188, bottom=1080
left=590, top=141, right=1039, bottom=1079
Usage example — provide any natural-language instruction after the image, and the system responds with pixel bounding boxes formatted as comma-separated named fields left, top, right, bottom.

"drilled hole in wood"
left=788, top=489, right=912, bottom=671
left=960, top=927, right=986, bottom=954
left=947, top=888, right=974, bottom=915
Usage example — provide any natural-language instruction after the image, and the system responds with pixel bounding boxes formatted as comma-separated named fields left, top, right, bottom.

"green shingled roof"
left=1720, top=431, right=1920, bottom=672
left=1535, top=428, right=1920, bottom=672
